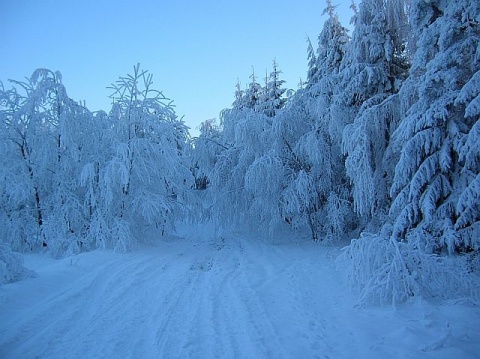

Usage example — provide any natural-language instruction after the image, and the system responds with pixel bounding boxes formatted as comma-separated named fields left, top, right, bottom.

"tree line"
left=192, top=0, right=479, bottom=304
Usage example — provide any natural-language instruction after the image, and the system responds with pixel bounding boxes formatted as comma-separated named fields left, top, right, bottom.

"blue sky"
left=1, top=0, right=352, bottom=136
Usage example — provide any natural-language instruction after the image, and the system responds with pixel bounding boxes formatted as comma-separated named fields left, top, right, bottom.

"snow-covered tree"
left=0, top=69, right=76, bottom=251
left=255, top=60, right=287, bottom=117
left=190, top=118, right=224, bottom=190
left=89, top=64, right=193, bottom=250
left=342, top=0, right=480, bottom=306
left=306, top=37, right=318, bottom=86
left=271, top=85, right=350, bottom=240
left=0, top=243, right=33, bottom=285
left=42, top=95, right=95, bottom=256
left=243, top=70, right=262, bottom=111
left=307, top=0, right=350, bottom=88
left=79, top=109, right=113, bottom=251
left=209, top=73, right=276, bottom=231
left=390, top=0, right=480, bottom=254
left=273, top=1, right=354, bottom=241
left=271, top=88, right=316, bottom=232
left=340, top=0, right=410, bottom=223
left=233, top=79, right=245, bottom=110
left=0, top=69, right=102, bottom=255
left=312, top=0, right=350, bottom=144
left=212, top=109, right=272, bottom=229
left=316, top=0, right=350, bottom=80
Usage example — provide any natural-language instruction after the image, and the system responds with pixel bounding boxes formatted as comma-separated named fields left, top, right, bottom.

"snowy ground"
left=1, top=226, right=479, bottom=358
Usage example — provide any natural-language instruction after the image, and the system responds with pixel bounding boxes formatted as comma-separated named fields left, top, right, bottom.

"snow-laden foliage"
left=0, top=69, right=88, bottom=253
left=0, top=244, right=34, bottom=285
left=272, top=84, right=353, bottom=240
left=340, top=0, right=409, bottom=223
left=390, top=0, right=480, bottom=252
left=340, top=232, right=480, bottom=306
left=312, top=2, right=350, bottom=145
left=85, top=64, right=193, bottom=250
left=0, top=65, right=193, bottom=256
left=306, top=37, right=318, bottom=85
left=210, top=106, right=272, bottom=230
left=343, top=94, right=402, bottom=218
left=255, top=60, right=287, bottom=118
left=340, top=0, right=480, bottom=306
left=202, top=3, right=356, bottom=241
left=244, top=151, right=285, bottom=230
left=284, top=3, right=353, bottom=240
left=190, top=118, right=224, bottom=190
left=310, top=0, right=350, bottom=85
left=204, top=63, right=289, bottom=233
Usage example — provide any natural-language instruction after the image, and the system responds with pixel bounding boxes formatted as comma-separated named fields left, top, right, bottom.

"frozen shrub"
left=340, top=232, right=480, bottom=307
left=0, top=244, right=34, bottom=285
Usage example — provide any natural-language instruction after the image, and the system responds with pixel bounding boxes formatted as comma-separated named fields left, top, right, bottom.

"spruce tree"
left=390, top=0, right=480, bottom=254
left=340, top=0, right=410, bottom=223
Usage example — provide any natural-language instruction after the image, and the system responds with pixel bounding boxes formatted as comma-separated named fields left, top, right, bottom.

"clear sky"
left=1, top=0, right=352, bottom=136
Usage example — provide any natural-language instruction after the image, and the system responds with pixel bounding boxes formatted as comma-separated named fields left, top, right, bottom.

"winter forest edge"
left=1, top=0, right=479, bottom=306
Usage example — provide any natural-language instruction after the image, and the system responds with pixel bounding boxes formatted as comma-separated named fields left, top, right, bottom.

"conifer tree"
left=390, top=0, right=480, bottom=254
left=306, top=37, right=318, bottom=86
left=340, top=0, right=410, bottom=223
left=256, top=60, right=287, bottom=117
left=316, top=0, right=350, bottom=80
left=243, top=69, right=262, bottom=110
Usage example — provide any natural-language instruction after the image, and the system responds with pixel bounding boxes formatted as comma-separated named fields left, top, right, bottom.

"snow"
left=1, top=226, right=479, bottom=359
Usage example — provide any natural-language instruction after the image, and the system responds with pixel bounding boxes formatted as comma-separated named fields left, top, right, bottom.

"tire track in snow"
left=75, top=254, right=169, bottom=358
left=238, top=234, right=348, bottom=358
left=3, top=230, right=479, bottom=358
left=151, top=237, right=287, bottom=358
left=0, top=232, right=357, bottom=358
left=0, top=256, right=126, bottom=357
left=1, top=251, right=171, bottom=358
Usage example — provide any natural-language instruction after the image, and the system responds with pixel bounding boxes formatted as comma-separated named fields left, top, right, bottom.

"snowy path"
left=1, top=227, right=479, bottom=358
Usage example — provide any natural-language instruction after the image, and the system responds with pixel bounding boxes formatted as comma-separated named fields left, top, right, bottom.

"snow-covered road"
left=1, top=227, right=479, bottom=358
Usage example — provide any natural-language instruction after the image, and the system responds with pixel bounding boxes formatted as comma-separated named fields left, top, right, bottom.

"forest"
left=1, top=0, right=479, bottom=306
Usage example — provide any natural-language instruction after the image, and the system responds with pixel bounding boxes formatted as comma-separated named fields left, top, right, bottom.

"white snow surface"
left=1, top=225, right=479, bottom=359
